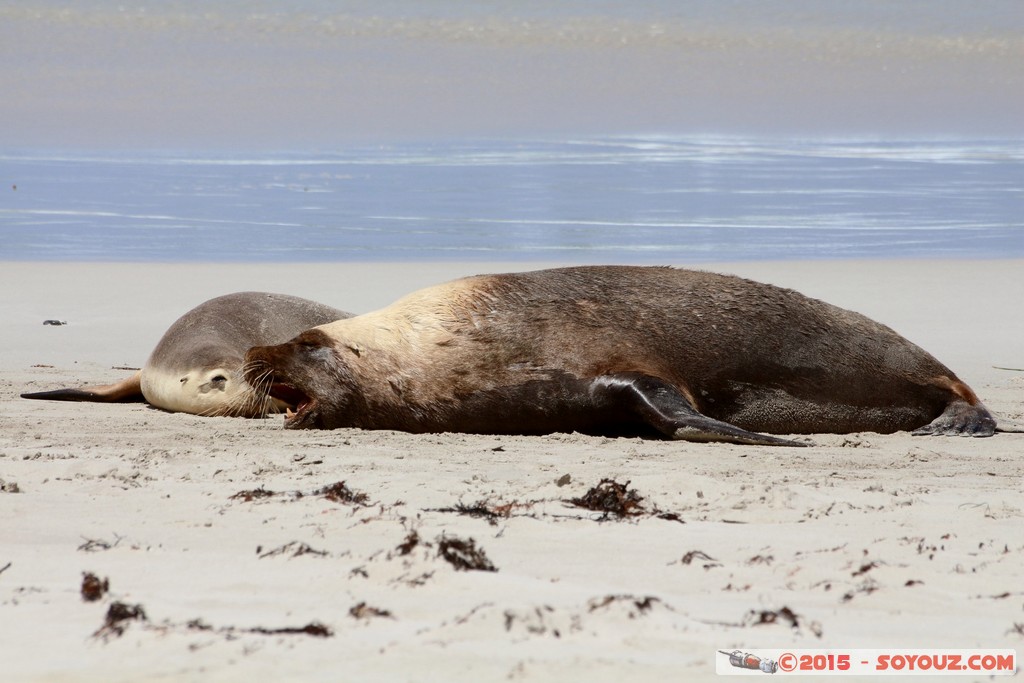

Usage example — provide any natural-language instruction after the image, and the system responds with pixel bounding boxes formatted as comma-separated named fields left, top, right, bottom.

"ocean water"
left=2, top=137, right=1021, bottom=262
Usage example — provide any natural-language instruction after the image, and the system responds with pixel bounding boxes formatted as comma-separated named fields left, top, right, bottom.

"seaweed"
left=186, top=618, right=332, bottom=637
left=567, top=478, right=687, bottom=523
left=743, top=606, right=821, bottom=637
left=745, top=606, right=799, bottom=628
left=94, top=601, right=146, bottom=640
left=315, top=481, right=369, bottom=506
left=680, top=550, right=721, bottom=568
left=588, top=594, right=662, bottom=616
left=248, top=623, right=332, bottom=637
left=257, top=541, right=329, bottom=559
left=437, top=535, right=497, bottom=572
left=427, top=500, right=531, bottom=526
left=229, top=486, right=276, bottom=502
left=80, top=572, right=109, bottom=602
left=567, top=479, right=645, bottom=519
left=229, top=480, right=370, bottom=506
left=395, top=531, right=422, bottom=556
left=77, top=535, right=122, bottom=552
left=349, top=602, right=393, bottom=620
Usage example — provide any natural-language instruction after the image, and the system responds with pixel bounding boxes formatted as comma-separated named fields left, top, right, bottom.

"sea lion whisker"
left=237, top=364, right=280, bottom=417
left=226, top=365, right=267, bottom=417
left=250, top=368, right=277, bottom=416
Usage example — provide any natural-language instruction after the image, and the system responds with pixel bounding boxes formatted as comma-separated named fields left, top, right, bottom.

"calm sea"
left=1, top=137, right=1021, bottom=262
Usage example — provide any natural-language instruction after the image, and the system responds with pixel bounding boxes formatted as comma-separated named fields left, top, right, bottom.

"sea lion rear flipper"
left=592, top=373, right=807, bottom=447
left=911, top=399, right=997, bottom=437
left=21, top=371, right=145, bottom=403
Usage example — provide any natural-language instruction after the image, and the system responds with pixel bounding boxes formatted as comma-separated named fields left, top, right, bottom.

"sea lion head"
left=243, top=329, right=362, bottom=429
left=178, top=363, right=245, bottom=415
left=142, top=347, right=272, bottom=418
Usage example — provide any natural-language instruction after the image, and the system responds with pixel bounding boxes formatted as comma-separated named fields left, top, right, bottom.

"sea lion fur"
left=244, top=266, right=1002, bottom=445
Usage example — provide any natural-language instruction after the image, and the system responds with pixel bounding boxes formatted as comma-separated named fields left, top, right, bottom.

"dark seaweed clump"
left=80, top=572, right=109, bottom=602
left=94, top=601, right=147, bottom=639
left=229, top=486, right=276, bottom=502
left=315, top=481, right=369, bottom=506
left=568, top=479, right=645, bottom=518
left=438, top=535, right=497, bottom=572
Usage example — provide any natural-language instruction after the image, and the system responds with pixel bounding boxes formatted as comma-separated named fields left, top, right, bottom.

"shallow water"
left=1, top=137, right=1022, bottom=262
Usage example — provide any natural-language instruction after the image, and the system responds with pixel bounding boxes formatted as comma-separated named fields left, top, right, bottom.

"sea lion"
left=243, top=266, right=1002, bottom=446
left=21, top=292, right=352, bottom=417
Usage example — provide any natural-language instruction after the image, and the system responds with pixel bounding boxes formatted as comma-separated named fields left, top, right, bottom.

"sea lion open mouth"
left=269, top=382, right=315, bottom=426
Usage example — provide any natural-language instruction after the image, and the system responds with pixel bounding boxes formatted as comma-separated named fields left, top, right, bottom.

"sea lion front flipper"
left=591, top=373, right=808, bottom=447
left=21, top=371, right=145, bottom=403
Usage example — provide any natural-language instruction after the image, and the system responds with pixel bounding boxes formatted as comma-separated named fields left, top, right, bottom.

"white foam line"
left=0, top=209, right=304, bottom=228
left=4, top=139, right=1021, bottom=167
left=365, top=215, right=1012, bottom=231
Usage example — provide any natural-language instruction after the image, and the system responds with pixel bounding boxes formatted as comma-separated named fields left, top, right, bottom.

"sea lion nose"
left=244, top=345, right=269, bottom=364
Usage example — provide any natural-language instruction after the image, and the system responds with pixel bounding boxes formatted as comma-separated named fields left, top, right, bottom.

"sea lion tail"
left=21, top=371, right=145, bottom=403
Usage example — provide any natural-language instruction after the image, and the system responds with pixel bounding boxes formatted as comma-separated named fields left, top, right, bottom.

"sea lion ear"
left=345, top=342, right=364, bottom=357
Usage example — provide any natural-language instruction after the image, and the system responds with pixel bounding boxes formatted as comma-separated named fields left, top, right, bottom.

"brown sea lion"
left=21, top=292, right=352, bottom=417
left=243, top=266, right=1002, bottom=446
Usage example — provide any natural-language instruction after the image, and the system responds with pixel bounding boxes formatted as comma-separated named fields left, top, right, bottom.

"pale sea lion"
left=22, top=292, right=352, bottom=417
left=243, top=266, right=1008, bottom=446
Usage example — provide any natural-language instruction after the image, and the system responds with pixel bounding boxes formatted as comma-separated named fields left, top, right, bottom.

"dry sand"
left=2, top=260, right=1022, bottom=682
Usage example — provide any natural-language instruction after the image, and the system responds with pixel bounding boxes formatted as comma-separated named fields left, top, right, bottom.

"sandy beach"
left=1, top=259, right=1022, bottom=682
